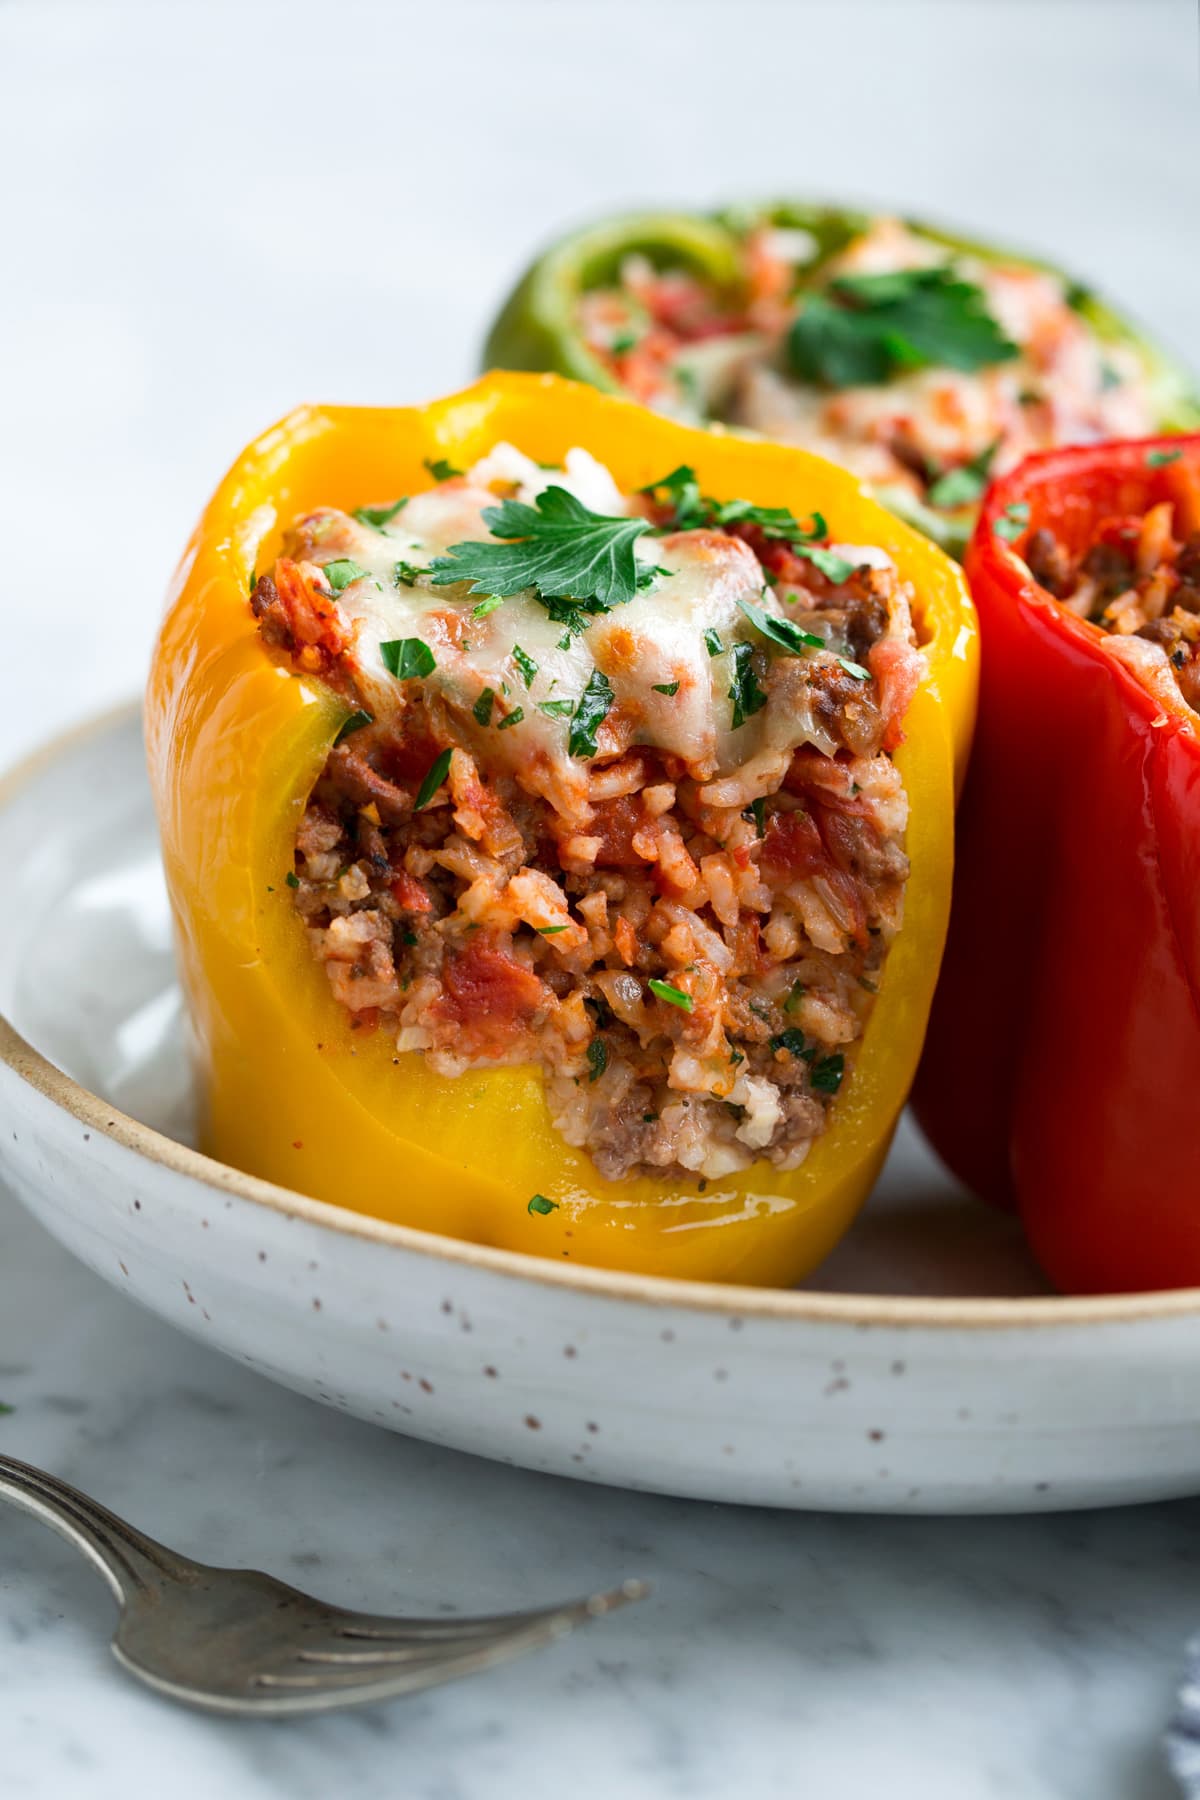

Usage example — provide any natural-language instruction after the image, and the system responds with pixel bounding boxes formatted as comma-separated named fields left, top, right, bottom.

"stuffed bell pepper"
left=147, top=372, right=975, bottom=1286
left=485, top=203, right=1199, bottom=555
left=914, top=434, right=1200, bottom=1295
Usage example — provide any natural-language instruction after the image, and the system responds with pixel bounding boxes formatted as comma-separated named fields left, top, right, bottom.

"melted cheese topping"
left=293, top=445, right=889, bottom=819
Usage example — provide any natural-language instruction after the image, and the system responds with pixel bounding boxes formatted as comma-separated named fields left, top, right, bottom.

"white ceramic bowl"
left=4, top=705, right=1200, bottom=1514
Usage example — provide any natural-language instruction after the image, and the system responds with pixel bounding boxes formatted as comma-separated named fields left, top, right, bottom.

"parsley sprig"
left=788, top=265, right=1019, bottom=389
left=642, top=466, right=855, bottom=583
left=430, top=487, right=650, bottom=610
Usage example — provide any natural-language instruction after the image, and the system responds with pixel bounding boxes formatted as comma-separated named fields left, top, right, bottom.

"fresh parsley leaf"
left=738, top=596, right=824, bottom=655
left=727, top=642, right=767, bottom=729
left=430, top=487, right=650, bottom=610
left=323, top=558, right=370, bottom=593
left=770, top=1028, right=808, bottom=1058
left=837, top=655, right=872, bottom=682
left=742, top=797, right=766, bottom=837
left=527, top=1193, right=559, bottom=1215
left=801, top=545, right=857, bottom=585
left=704, top=628, right=724, bottom=657
left=497, top=707, right=525, bottom=731
left=610, top=330, right=638, bottom=354
left=381, top=637, right=436, bottom=680
left=783, top=980, right=805, bottom=1014
left=394, top=560, right=424, bottom=587
left=424, top=457, right=461, bottom=481
left=568, top=668, right=614, bottom=759
left=648, top=978, right=693, bottom=1013
left=248, top=567, right=257, bottom=595
left=557, top=631, right=573, bottom=650
left=401, top=928, right=419, bottom=946
left=537, top=699, right=575, bottom=718
left=334, top=708, right=373, bottom=745
left=810, top=1052, right=845, bottom=1094
left=285, top=871, right=300, bottom=889
left=712, top=498, right=825, bottom=543
left=472, top=595, right=505, bottom=619
left=926, top=438, right=1000, bottom=510
left=641, top=464, right=706, bottom=529
left=587, top=1039, right=608, bottom=1082
left=788, top=266, right=1018, bottom=388
left=473, top=688, right=495, bottom=726
left=513, top=645, right=539, bottom=688
left=354, top=497, right=408, bottom=529
left=652, top=680, right=681, bottom=696
left=1147, top=447, right=1183, bottom=467
left=414, top=748, right=453, bottom=809
left=994, top=501, right=1031, bottom=543
left=537, top=924, right=569, bottom=934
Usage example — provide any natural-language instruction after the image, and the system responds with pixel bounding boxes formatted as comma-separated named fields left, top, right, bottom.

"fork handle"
left=0, top=1453, right=191, bottom=1602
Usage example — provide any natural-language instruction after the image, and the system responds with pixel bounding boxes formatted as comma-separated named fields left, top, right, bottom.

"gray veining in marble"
left=2, top=1, right=1199, bottom=1794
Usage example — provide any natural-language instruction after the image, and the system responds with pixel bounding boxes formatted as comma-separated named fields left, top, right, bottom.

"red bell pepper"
left=913, top=434, right=1200, bottom=1294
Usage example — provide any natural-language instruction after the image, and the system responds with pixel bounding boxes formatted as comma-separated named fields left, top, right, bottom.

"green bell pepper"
left=484, top=202, right=1200, bottom=557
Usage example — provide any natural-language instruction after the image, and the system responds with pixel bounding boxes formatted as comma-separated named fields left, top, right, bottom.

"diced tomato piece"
left=390, top=870, right=432, bottom=913
left=433, top=938, right=547, bottom=1056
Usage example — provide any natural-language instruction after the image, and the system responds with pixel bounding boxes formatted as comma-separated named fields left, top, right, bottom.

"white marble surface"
left=1, top=1, right=1199, bottom=1794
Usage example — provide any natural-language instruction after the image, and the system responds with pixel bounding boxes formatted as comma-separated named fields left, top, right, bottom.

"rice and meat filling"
left=251, top=446, right=922, bottom=1183
left=1024, top=492, right=1200, bottom=718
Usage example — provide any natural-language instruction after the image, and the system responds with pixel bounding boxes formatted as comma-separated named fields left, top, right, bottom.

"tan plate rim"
left=3, top=698, right=1198, bottom=1333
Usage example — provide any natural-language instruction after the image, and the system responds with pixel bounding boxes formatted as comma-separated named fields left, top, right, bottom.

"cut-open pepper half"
left=147, top=372, right=975, bottom=1286
left=913, top=434, right=1200, bottom=1294
left=484, top=202, right=1200, bottom=557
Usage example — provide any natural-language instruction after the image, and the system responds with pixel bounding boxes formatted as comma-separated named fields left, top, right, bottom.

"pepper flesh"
left=484, top=203, right=1200, bottom=557
left=146, top=372, right=975, bottom=1286
left=913, top=435, right=1200, bottom=1294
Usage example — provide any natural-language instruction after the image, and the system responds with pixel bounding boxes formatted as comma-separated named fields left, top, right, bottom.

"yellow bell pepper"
left=146, top=372, right=976, bottom=1286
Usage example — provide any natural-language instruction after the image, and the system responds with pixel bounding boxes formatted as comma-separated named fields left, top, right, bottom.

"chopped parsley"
left=353, top=497, right=408, bottom=529
left=1147, top=447, right=1184, bottom=468
left=497, top=706, right=525, bottom=730
left=994, top=501, right=1031, bottom=543
left=393, top=560, right=423, bottom=587
left=728, top=1048, right=745, bottom=1066
left=537, top=699, right=576, bottom=718
left=334, top=708, right=373, bottom=745
left=401, top=928, right=419, bottom=947
left=801, top=545, right=857, bottom=585
left=473, top=687, right=495, bottom=726
left=587, top=1039, right=608, bottom=1083
left=811, top=1052, right=845, bottom=1094
left=926, top=438, right=1000, bottom=511
left=770, top=1028, right=809, bottom=1058
left=512, top=645, right=539, bottom=688
left=381, top=637, right=436, bottom=680
left=323, top=558, right=370, bottom=593
left=248, top=567, right=257, bottom=595
left=727, top=641, right=768, bottom=729
left=285, top=871, right=300, bottom=889
left=610, top=330, right=638, bottom=354
left=472, top=595, right=505, bottom=619
left=414, top=748, right=453, bottom=810
left=739, top=596, right=823, bottom=655
left=648, top=978, right=693, bottom=1013
left=527, top=1193, right=559, bottom=1215
left=423, top=457, right=462, bottom=481
left=430, top=487, right=650, bottom=610
left=652, top=680, right=681, bottom=696
left=742, top=797, right=766, bottom=837
left=788, top=266, right=1018, bottom=389
left=704, top=628, right=724, bottom=657
left=783, top=981, right=805, bottom=1014
left=568, top=668, right=615, bottom=759
left=537, top=924, right=569, bottom=935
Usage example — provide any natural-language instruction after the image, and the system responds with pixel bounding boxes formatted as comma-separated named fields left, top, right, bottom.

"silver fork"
left=0, top=1453, right=647, bottom=1716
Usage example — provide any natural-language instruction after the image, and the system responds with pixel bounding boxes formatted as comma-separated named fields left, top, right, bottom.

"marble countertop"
left=2, top=1, right=1198, bottom=1795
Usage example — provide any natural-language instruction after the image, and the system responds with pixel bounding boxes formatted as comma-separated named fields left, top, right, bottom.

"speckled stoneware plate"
left=5, top=706, right=1200, bottom=1515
